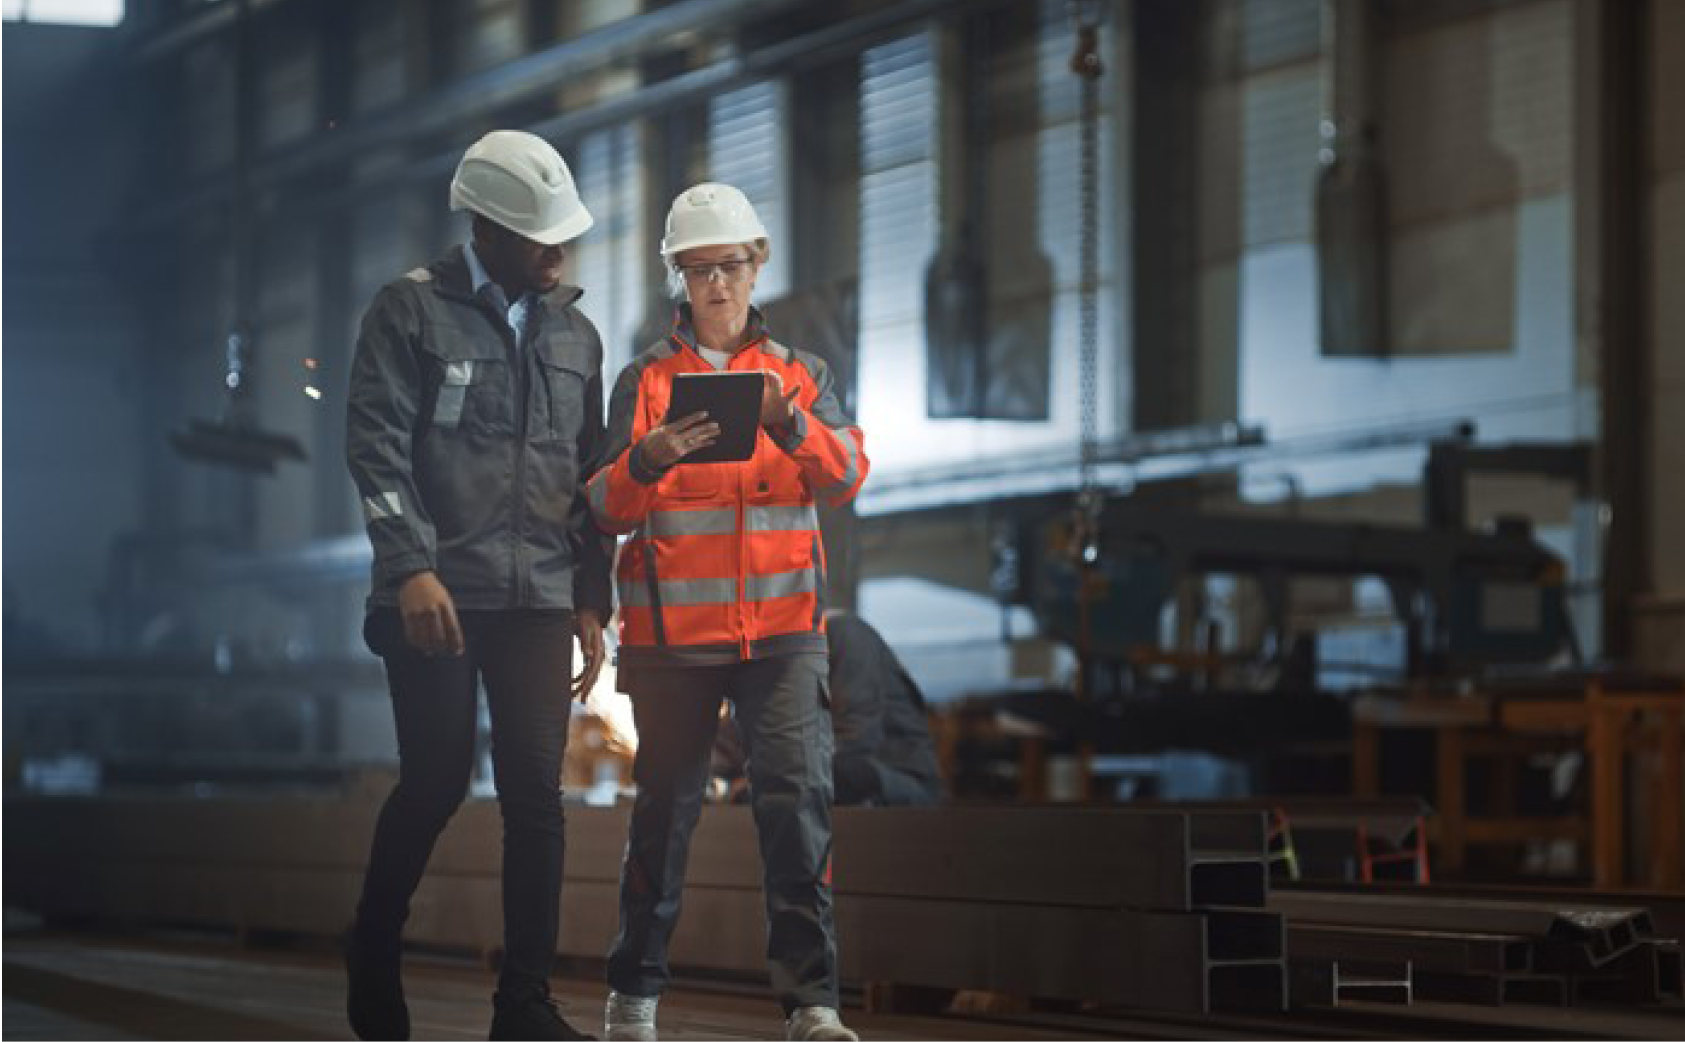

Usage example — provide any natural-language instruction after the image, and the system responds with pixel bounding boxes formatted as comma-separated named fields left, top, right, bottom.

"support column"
left=1576, top=0, right=1652, bottom=662
left=1129, top=0, right=1202, bottom=432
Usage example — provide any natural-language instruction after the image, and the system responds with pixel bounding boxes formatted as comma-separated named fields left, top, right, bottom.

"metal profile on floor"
left=1271, top=889, right=1680, bottom=1008
left=1268, top=890, right=1655, bottom=948
left=1289, top=923, right=1534, bottom=975
left=1412, top=969, right=1569, bottom=1007
left=1290, top=958, right=1413, bottom=1007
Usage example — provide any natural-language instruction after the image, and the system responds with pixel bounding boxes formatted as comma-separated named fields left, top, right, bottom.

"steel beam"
left=1268, top=890, right=1653, bottom=951
left=1289, top=959, right=1412, bottom=1008
left=1288, top=923, right=1532, bottom=976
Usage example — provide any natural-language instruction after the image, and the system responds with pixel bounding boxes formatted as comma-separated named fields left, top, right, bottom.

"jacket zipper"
left=737, top=469, right=751, bottom=660
left=507, top=311, right=530, bottom=607
left=731, top=346, right=764, bottom=660
left=674, top=331, right=769, bottom=660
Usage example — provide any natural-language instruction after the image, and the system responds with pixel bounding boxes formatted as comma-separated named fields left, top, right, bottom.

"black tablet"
left=664, top=371, right=764, bottom=463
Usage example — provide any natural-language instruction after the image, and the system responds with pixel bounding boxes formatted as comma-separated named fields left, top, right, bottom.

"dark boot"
left=344, top=928, right=409, bottom=1041
left=488, top=993, right=596, bottom=1041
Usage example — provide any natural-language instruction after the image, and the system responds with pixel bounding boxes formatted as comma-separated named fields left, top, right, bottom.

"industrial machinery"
left=1000, top=440, right=1588, bottom=695
left=1020, top=496, right=1576, bottom=687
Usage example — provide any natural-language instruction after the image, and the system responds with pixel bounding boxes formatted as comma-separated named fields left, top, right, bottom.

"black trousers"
left=606, top=652, right=838, bottom=1013
left=354, top=608, right=575, bottom=1003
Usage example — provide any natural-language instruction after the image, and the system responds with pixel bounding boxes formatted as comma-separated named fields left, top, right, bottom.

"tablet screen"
left=664, top=371, right=763, bottom=463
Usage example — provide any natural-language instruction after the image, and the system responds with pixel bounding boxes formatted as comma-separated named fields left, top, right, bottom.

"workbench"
left=1351, top=683, right=1684, bottom=888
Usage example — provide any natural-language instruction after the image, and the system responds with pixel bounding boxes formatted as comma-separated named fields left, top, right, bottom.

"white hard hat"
left=660, top=182, right=768, bottom=258
left=450, top=130, right=593, bottom=246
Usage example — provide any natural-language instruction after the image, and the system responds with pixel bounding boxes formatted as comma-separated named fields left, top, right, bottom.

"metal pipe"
left=127, top=0, right=293, bottom=67
left=131, top=0, right=805, bottom=228
left=256, top=0, right=808, bottom=186
left=1315, top=0, right=1388, bottom=356
left=130, top=0, right=1010, bottom=234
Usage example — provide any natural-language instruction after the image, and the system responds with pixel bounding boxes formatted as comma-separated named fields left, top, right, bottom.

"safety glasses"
left=675, top=257, right=755, bottom=284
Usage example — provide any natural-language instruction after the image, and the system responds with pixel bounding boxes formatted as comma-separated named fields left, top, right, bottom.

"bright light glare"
left=583, top=659, right=638, bottom=754
left=3, top=0, right=124, bottom=26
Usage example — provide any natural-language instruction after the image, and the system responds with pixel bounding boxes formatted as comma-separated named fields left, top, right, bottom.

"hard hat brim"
left=660, top=227, right=768, bottom=258
left=451, top=188, right=595, bottom=246
left=524, top=206, right=595, bottom=247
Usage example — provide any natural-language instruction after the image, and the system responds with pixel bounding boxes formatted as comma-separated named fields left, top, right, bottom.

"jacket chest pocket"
left=533, top=333, right=594, bottom=444
left=747, top=444, right=803, bottom=503
left=664, top=461, right=723, bottom=500
left=419, top=327, right=512, bottom=436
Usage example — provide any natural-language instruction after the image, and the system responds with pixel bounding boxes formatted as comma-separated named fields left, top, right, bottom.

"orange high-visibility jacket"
left=586, top=309, right=868, bottom=668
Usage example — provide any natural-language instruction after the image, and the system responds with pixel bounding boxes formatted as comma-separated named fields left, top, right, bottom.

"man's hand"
left=759, top=370, right=801, bottom=428
left=573, top=609, right=606, bottom=702
left=640, top=411, right=720, bottom=469
left=398, top=571, right=464, bottom=656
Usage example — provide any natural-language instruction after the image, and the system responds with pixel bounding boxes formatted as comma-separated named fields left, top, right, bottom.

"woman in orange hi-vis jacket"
left=587, top=183, right=866, bottom=1042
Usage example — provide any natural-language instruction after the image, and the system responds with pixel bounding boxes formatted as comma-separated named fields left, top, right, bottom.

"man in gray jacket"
left=344, top=130, right=611, bottom=1041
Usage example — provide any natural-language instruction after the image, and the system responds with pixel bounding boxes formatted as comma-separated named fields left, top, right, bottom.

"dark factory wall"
left=3, top=19, right=148, bottom=656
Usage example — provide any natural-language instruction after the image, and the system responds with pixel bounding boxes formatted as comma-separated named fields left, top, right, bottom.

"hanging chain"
left=1071, top=0, right=1105, bottom=563
left=1066, top=1, right=1106, bottom=701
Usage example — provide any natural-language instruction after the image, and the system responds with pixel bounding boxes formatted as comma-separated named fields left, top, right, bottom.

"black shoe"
left=344, top=928, right=410, bottom=1041
left=489, top=995, right=597, bottom=1041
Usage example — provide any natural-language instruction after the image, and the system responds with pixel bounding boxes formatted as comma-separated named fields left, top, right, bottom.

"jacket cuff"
left=767, top=408, right=808, bottom=454
left=375, top=550, right=434, bottom=588
left=629, top=439, right=671, bottom=485
left=573, top=573, right=613, bottom=617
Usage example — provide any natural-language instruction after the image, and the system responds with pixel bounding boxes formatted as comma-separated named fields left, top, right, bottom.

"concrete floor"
left=0, top=925, right=1084, bottom=1041
left=6, top=920, right=1684, bottom=1041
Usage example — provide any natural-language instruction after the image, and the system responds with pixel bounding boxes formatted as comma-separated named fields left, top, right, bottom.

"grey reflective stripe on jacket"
left=345, top=245, right=614, bottom=613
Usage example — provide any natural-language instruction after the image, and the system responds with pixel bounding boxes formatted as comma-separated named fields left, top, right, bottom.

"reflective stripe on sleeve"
left=363, top=491, right=403, bottom=521
left=816, top=429, right=860, bottom=494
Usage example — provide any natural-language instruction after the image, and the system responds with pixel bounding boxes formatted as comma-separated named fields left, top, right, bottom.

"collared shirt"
left=464, top=243, right=536, bottom=348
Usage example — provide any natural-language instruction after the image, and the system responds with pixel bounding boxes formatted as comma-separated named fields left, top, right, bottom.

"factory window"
left=569, top=123, right=646, bottom=380
left=707, top=79, right=790, bottom=301
left=971, top=0, right=1118, bottom=424
left=858, top=6, right=1120, bottom=489
left=2, top=0, right=121, bottom=25
left=856, top=30, right=940, bottom=477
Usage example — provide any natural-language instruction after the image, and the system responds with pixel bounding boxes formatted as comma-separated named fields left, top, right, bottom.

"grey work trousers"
left=606, top=652, right=839, bottom=1013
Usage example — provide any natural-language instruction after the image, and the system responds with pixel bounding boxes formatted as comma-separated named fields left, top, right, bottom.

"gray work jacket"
left=345, top=245, right=613, bottom=614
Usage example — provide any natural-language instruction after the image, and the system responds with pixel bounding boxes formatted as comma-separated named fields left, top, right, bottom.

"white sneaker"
left=604, top=990, right=659, bottom=1041
left=785, top=1005, right=859, bottom=1041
